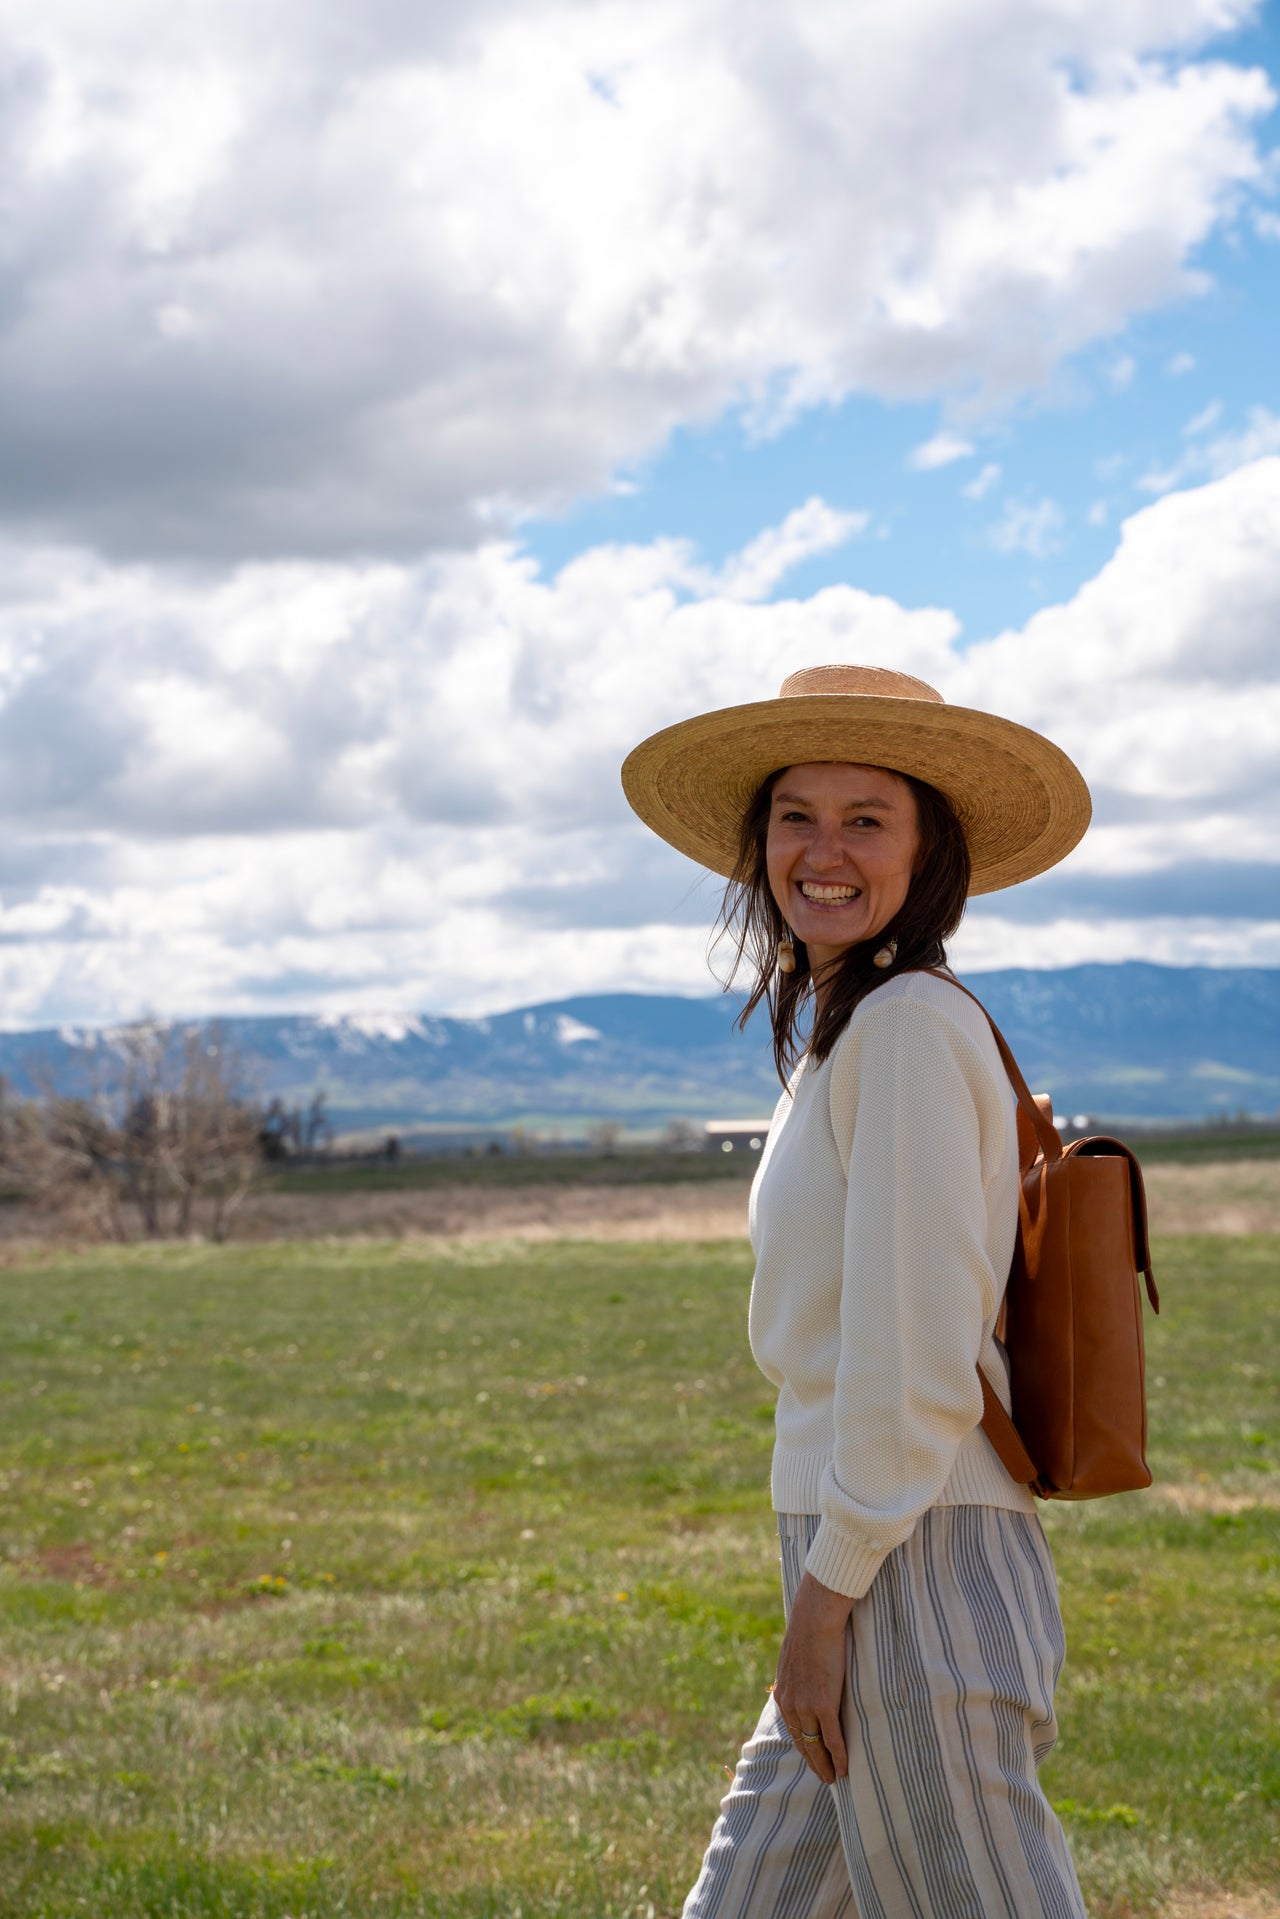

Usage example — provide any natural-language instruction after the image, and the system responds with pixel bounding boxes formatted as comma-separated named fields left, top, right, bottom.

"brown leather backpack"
left=929, top=973, right=1161, bottom=1500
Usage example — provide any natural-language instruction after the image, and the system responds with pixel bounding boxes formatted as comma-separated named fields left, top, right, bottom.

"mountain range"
left=0, top=963, right=1276, bottom=1138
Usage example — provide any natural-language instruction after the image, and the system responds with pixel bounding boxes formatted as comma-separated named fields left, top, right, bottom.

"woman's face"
left=765, top=762, right=920, bottom=972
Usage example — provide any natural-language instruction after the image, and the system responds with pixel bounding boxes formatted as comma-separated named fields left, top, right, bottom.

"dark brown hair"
left=717, top=765, right=971, bottom=1082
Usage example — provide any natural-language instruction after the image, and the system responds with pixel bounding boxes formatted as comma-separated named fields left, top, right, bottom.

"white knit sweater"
left=748, top=968, right=1035, bottom=1601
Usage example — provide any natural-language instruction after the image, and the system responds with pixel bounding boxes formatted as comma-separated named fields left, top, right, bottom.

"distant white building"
left=703, top=1119, right=772, bottom=1154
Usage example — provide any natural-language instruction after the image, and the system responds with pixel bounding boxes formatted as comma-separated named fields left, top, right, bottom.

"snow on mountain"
left=554, top=1014, right=603, bottom=1046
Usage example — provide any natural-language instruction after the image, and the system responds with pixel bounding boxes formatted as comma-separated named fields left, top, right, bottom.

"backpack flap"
left=1066, top=1135, right=1160, bottom=1314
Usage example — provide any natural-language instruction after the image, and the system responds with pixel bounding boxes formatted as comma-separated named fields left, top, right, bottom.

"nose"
left=806, top=820, right=848, bottom=871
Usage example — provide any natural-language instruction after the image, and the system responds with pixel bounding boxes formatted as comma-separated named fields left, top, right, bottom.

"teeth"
left=800, top=883, right=861, bottom=902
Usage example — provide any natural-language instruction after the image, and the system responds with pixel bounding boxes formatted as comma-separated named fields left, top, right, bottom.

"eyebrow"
left=771, top=789, right=898, bottom=810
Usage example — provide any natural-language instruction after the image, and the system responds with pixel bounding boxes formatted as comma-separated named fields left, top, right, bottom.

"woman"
left=622, top=664, right=1090, bottom=1919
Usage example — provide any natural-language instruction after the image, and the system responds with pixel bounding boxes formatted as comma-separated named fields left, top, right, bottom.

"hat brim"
left=621, top=693, right=1090, bottom=895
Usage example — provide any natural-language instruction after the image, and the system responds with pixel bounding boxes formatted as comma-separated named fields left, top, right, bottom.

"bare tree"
left=1, top=1087, right=127, bottom=1240
left=153, top=1026, right=261, bottom=1240
left=257, top=1090, right=330, bottom=1163
left=0, top=1020, right=261, bottom=1241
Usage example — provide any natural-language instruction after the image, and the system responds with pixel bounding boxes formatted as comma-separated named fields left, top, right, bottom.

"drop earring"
left=776, top=926, right=796, bottom=974
left=872, top=937, right=898, bottom=970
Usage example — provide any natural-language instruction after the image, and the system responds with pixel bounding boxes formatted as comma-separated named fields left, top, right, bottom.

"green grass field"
left=0, top=1234, right=1275, bottom=1917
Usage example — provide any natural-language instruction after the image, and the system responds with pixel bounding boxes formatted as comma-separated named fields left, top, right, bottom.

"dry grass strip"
left=231, top=1154, right=1280, bottom=1241
left=0, top=1178, right=754, bottom=1249
left=0, top=1155, right=1276, bottom=1249
left=233, top=1156, right=1280, bottom=1241
left=1161, top=1895, right=1280, bottom=1919
left=1149, top=1482, right=1280, bottom=1515
left=1142, top=1159, right=1280, bottom=1236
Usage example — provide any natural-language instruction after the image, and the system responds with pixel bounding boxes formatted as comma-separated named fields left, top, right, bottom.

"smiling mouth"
left=798, top=882, right=862, bottom=903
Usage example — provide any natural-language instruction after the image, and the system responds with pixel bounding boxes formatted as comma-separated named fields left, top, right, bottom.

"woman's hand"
left=773, top=1571, right=854, bottom=1784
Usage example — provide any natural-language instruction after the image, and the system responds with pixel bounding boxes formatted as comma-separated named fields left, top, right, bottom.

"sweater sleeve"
left=803, top=992, right=1004, bottom=1599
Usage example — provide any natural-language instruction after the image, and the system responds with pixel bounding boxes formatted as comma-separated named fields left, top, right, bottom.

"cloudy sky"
left=1, top=0, right=1278, bottom=1026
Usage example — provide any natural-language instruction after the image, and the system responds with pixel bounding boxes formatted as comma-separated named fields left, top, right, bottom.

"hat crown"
left=779, top=663, right=944, bottom=704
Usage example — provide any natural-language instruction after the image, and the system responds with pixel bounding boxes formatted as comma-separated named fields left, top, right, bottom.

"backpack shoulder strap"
left=917, top=969, right=1159, bottom=1311
left=916, top=967, right=1063, bottom=1164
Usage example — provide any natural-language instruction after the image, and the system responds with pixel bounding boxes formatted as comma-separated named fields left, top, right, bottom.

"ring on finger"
left=798, top=1730, right=822, bottom=1743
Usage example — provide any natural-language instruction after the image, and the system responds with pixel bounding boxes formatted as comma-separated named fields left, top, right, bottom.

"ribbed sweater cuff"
left=803, top=1519, right=888, bottom=1601
left=772, top=1431, right=1036, bottom=1531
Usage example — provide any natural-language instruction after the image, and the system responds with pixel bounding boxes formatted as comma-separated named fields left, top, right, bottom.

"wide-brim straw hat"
left=621, top=664, right=1090, bottom=895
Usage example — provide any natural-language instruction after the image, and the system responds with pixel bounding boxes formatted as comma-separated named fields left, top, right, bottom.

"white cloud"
left=963, top=462, right=1002, bottom=501
left=1107, top=354, right=1137, bottom=391
left=1200, top=405, right=1280, bottom=470
left=0, top=503, right=955, bottom=847
left=908, top=431, right=975, bottom=472
left=1183, top=400, right=1223, bottom=435
left=955, top=458, right=1280, bottom=828
left=988, top=497, right=1066, bottom=557
left=1165, top=351, right=1198, bottom=375
left=2, top=460, right=1280, bottom=1022
left=0, top=0, right=1270, bottom=559
left=1139, top=403, right=1280, bottom=492
left=1086, top=499, right=1109, bottom=525
left=953, top=914, right=1280, bottom=973
left=711, top=498, right=868, bottom=602
left=0, top=503, right=961, bottom=1019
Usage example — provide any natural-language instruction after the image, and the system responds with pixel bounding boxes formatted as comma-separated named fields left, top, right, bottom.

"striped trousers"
left=682, top=1507, right=1086, bottom=1919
